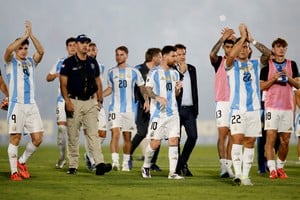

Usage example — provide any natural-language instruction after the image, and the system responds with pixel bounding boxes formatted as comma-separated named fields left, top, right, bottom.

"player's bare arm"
left=46, top=73, right=59, bottom=82
left=226, top=24, right=247, bottom=69
left=26, top=21, right=44, bottom=64
left=139, top=85, right=150, bottom=112
left=4, top=32, right=29, bottom=63
left=283, top=69, right=300, bottom=89
left=247, top=29, right=272, bottom=65
left=0, top=75, right=9, bottom=97
left=146, top=86, right=167, bottom=106
left=102, top=86, right=112, bottom=98
left=95, top=76, right=103, bottom=102
left=209, top=28, right=234, bottom=64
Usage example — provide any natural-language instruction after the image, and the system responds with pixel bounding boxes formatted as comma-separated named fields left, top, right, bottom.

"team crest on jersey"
left=120, top=74, right=125, bottom=79
left=114, top=75, right=119, bottom=79
left=160, top=76, right=165, bottom=80
left=91, top=63, right=95, bottom=70
left=146, top=78, right=150, bottom=82
left=172, top=75, right=176, bottom=81
left=127, top=74, right=131, bottom=79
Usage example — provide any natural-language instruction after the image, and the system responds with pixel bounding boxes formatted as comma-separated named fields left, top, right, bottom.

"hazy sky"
left=1, top=0, right=300, bottom=122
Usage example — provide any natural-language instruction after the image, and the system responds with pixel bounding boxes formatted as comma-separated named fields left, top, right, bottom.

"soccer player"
left=83, top=42, right=107, bottom=171
left=225, top=24, right=272, bottom=185
left=130, top=48, right=162, bottom=171
left=4, top=21, right=44, bottom=181
left=260, top=38, right=300, bottom=179
left=141, top=45, right=184, bottom=179
left=103, top=46, right=148, bottom=171
left=209, top=28, right=235, bottom=178
left=46, top=37, right=76, bottom=169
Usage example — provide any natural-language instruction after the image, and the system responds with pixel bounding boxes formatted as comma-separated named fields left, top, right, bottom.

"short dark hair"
left=223, top=39, right=234, bottom=45
left=15, top=38, right=29, bottom=46
left=272, top=38, right=288, bottom=48
left=161, top=45, right=176, bottom=56
left=88, top=42, right=97, bottom=47
left=174, top=43, right=186, bottom=50
left=145, top=48, right=161, bottom=62
left=115, top=46, right=128, bottom=54
left=65, top=37, right=76, bottom=46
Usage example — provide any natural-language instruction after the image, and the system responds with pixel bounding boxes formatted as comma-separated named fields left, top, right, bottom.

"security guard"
left=60, top=34, right=111, bottom=176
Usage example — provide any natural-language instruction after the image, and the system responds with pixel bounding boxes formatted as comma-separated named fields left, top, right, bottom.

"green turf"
left=0, top=145, right=299, bottom=200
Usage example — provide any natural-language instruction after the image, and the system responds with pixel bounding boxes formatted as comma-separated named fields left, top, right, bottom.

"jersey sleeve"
left=107, top=69, right=113, bottom=88
left=49, top=59, right=60, bottom=74
left=135, top=69, right=145, bottom=86
left=145, top=70, right=155, bottom=88
left=291, top=60, right=300, bottom=78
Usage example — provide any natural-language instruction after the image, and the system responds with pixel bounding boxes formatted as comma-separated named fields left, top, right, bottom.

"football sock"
left=112, top=152, right=119, bottom=164
left=8, top=143, right=18, bottom=174
left=267, top=160, right=276, bottom=172
left=226, top=159, right=233, bottom=168
left=57, top=125, right=67, bottom=160
left=19, top=141, right=37, bottom=164
left=231, top=144, right=243, bottom=176
left=242, top=147, right=254, bottom=178
left=143, top=144, right=155, bottom=168
left=169, top=145, right=178, bottom=174
left=276, top=158, right=286, bottom=169
left=123, top=154, right=130, bottom=166
left=220, top=158, right=227, bottom=172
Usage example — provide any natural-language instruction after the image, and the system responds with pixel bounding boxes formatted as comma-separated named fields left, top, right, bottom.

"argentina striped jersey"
left=49, top=57, right=66, bottom=103
left=227, top=59, right=261, bottom=111
left=107, top=66, right=144, bottom=113
left=146, top=66, right=180, bottom=119
left=5, top=56, right=37, bottom=104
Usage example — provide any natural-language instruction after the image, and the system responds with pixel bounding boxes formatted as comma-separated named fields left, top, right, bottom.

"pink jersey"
left=265, top=59, right=293, bottom=110
left=214, top=57, right=230, bottom=102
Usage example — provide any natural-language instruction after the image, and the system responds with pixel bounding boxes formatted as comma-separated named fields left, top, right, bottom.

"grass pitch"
left=0, top=145, right=299, bottom=200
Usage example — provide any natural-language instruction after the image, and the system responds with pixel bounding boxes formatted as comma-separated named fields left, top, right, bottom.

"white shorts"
left=147, top=114, right=180, bottom=140
left=108, top=112, right=136, bottom=132
left=8, top=103, right=44, bottom=134
left=215, top=101, right=230, bottom=127
left=264, top=109, right=293, bottom=133
left=98, top=108, right=107, bottom=131
left=56, top=100, right=66, bottom=123
left=230, top=109, right=261, bottom=137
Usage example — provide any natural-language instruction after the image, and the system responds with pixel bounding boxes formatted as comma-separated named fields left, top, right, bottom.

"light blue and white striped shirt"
left=107, top=66, right=144, bottom=113
left=146, top=66, right=180, bottom=119
left=5, top=56, right=37, bottom=104
left=227, top=59, right=261, bottom=112
left=49, top=57, right=65, bottom=103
